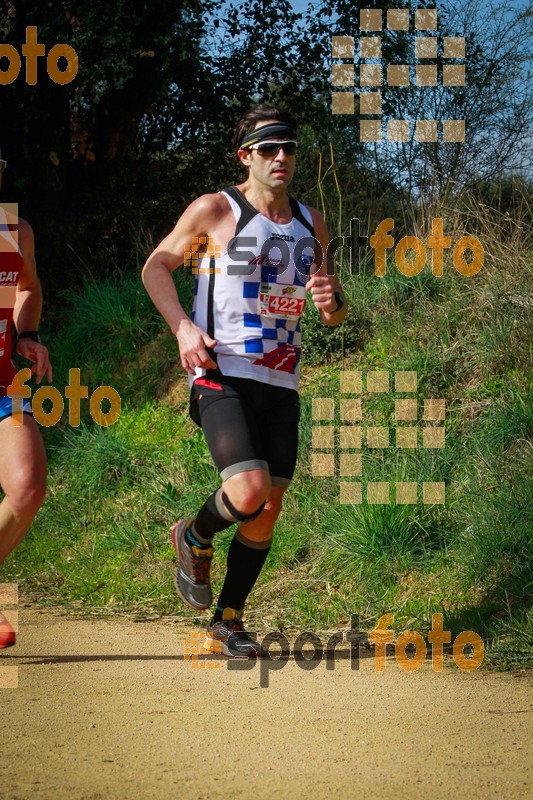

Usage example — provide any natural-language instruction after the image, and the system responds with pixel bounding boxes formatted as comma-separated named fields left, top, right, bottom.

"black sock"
left=214, top=530, right=272, bottom=620
left=193, top=489, right=235, bottom=540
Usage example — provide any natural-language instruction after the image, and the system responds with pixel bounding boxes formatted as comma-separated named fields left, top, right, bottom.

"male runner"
left=0, top=149, right=51, bottom=648
left=142, top=104, right=347, bottom=657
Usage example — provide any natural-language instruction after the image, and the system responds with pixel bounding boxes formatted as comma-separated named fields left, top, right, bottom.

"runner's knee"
left=220, top=490, right=266, bottom=523
left=263, top=495, right=283, bottom=521
left=231, top=492, right=285, bottom=542
left=254, top=491, right=284, bottom=529
left=4, top=471, right=46, bottom=518
left=222, top=471, right=271, bottom=516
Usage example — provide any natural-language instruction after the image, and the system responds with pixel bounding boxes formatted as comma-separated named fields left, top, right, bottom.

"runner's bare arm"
left=13, top=219, right=41, bottom=328
left=305, top=209, right=348, bottom=327
left=14, top=218, right=52, bottom=383
left=142, top=194, right=225, bottom=374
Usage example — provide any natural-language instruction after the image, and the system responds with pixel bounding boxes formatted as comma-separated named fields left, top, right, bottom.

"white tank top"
left=189, top=186, right=316, bottom=390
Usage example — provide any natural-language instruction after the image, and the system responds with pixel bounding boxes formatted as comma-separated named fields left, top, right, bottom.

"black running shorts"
left=189, top=371, right=300, bottom=487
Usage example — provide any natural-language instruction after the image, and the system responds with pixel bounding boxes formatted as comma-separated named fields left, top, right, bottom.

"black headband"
left=239, top=122, right=297, bottom=150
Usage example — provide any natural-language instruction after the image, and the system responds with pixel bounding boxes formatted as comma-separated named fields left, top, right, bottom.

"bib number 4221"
left=259, top=283, right=306, bottom=319
left=268, top=295, right=304, bottom=315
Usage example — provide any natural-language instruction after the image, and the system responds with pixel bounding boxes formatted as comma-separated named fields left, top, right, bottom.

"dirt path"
left=0, top=608, right=531, bottom=800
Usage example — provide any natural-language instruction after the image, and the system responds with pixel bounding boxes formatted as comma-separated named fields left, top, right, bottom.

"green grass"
left=485, top=612, right=533, bottom=671
left=2, top=202, right=532, bottom=669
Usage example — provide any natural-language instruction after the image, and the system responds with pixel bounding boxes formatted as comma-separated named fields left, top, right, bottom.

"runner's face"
left=240, top=119, right=296, bottom=189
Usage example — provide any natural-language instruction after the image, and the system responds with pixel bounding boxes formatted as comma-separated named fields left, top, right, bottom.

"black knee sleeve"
left=194, top=490, right=234, bottom=539
left=221, top=491, right=265, bottom=523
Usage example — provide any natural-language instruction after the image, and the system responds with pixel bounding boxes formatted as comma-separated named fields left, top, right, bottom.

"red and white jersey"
left=0, top=208, right=21, bottom=387
left=190, top=186, right=316, bottom=390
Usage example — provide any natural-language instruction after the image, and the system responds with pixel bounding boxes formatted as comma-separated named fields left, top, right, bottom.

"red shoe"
left=0, top=611, right=16, bottom=649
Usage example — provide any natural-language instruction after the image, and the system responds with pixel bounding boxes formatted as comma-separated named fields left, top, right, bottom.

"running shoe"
left=0, top=611, right=16, bottom=649
left=171, top=518, right=214, bottom=610
left=204, top=608, right=262, bottom=658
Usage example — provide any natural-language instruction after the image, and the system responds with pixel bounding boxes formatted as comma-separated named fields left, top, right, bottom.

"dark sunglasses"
left=247, top=141, right=298, bottom=156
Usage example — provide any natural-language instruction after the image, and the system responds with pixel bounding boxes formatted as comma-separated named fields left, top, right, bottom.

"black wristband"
left=331, top=290, right=345, bottom=314
left=17, top=330, right=41, bottom=344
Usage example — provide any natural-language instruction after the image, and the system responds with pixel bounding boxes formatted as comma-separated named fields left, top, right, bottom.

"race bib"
left=259, top=282, right=307, bottom=319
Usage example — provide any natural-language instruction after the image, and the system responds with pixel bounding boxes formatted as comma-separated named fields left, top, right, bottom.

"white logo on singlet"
left=0, top=271, right=19, bottom=283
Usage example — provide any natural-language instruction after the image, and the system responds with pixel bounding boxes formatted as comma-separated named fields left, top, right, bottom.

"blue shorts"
left=0, top=395, right=33, bottom=423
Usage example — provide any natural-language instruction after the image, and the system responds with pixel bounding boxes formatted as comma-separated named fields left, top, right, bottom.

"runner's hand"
left=16, top=339, right=53, bottom=383
left=176, top=322, right=217, bottom=375
left=306, top=275, right=336, bottom=313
